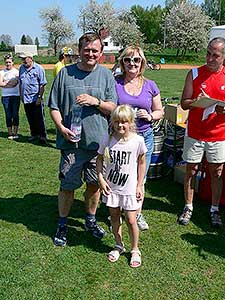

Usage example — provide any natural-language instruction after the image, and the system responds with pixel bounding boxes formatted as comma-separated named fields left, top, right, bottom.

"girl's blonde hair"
left=118, top=46, right=147, bottom=80
left=104, top=104, right=136, bottom=162
left=110, top=104, right=136, bottom=133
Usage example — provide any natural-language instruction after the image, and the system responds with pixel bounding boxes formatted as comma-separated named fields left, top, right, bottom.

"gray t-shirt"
left=48, top=63, right=117, bottom=150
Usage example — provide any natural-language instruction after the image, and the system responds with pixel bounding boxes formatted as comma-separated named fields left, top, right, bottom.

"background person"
left=19, top=52, right=47, bottom=144
left=111, top=48, right=124, bottom=77
left=178, top=37, right=225, bottom=228
left=115, top=46, right=164, bottom=230
left=53, top=47, right=74, bottom=78
left=48, top=32, right=117, bottom=246
left=97, top=105, right=147, bottom=268
left=0, top=54, right=20, bottom=139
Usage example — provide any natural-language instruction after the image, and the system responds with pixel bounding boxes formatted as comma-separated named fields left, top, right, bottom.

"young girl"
left=96, top=104, right=147, bottom=268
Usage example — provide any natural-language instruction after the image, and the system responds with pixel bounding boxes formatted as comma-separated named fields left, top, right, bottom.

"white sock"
left=185, top=204, right=193, bottom=211
left=210, top=205, right=219, bottom=213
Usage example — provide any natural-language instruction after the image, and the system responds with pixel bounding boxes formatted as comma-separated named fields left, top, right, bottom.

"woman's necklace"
left=124, top=77, right=142, bottom=96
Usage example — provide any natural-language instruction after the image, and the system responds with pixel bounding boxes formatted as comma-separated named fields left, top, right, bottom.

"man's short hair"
left=78, top=32, right=103, bottom=52
left=209, top=37, right=225, bottom=54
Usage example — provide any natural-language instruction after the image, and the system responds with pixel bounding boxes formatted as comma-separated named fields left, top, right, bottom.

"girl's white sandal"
left=130, top=249, right=141, bottom=268
left=107, top=244, right=126, bottom=262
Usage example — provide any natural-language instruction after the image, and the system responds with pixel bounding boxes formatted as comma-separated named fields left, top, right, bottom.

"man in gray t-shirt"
left=48, top=32, right=117, bottom=246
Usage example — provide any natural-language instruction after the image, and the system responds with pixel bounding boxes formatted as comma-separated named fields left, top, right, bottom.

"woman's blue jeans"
left=2, top=96, right=20, bottom=128
left=138, top=127, right=154, bottom=178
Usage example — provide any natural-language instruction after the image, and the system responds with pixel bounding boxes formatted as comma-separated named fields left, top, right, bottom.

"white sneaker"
left=137, top=213, right=149, bottom=231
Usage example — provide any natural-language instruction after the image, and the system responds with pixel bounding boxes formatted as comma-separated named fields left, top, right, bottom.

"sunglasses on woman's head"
left=123, top=57, right=142, bottom=64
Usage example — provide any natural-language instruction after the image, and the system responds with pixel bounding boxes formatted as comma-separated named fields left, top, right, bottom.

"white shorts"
left=182, top=136, right=225, bottom=163
left=102, top=193, right=142, bottom=211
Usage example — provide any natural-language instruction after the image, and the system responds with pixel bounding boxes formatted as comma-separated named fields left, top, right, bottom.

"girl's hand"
left=136, top=185, right=144, bottom=202
left=98, top=178, right=111, bottom=196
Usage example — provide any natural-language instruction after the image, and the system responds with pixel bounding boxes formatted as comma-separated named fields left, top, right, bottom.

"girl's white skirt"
left=102, top=193, right=142, bottom=211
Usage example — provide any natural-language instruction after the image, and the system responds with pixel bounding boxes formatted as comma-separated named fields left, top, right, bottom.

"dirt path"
left=10, top=63, right=198, bottom=70
left=42, top=63, right=198, bottom=70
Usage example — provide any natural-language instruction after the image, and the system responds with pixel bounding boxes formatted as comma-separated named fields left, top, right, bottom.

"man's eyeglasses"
left=123, top=57, right=142, bottom=65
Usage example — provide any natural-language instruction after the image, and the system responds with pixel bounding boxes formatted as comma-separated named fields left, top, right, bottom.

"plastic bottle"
left=70, top=103, right=82, bottom=142
left=133, top=107, right=138, bottom=118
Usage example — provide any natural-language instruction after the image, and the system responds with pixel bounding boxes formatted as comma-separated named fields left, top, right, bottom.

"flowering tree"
left=78, top=0, right=115, bottom=33
left=78, top=0, right=143, bottom=48
left=165, top=1, right=213, bottom=56
left=39, top=6, right=74, bottom=55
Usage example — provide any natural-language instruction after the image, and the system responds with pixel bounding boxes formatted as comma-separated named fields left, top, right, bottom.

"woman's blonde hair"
left=118, top=46, right=146, bottom=80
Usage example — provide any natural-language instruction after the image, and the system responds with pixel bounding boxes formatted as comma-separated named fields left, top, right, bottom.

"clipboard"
left=190, top=97, right=225, bottom=108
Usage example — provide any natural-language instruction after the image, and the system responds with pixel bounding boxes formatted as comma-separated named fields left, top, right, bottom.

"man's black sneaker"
left=85, top=220, right=106, bottom=239
left=177, top=207, right=193, bottom=225
left=210, top=211, right=223, bottom=228
left=53, top=225, right=68, bottom=246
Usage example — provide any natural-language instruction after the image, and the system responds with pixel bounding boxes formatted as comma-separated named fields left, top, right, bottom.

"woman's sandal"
left=130, top=249, right=142, bottom=268
left=107, top=244, right=126, bottom=262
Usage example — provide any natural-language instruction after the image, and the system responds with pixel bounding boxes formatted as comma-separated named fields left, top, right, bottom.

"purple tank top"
left=115, top=78, right=160, bottom=133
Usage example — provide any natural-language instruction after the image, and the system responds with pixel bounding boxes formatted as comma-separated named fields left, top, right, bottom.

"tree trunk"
left=54, top=41, right=57, bottom=56
left=181, top=48, right=186, bottom=57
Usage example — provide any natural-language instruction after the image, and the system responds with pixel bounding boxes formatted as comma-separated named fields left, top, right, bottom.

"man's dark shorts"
left=59, top=148, right=99, bottom=190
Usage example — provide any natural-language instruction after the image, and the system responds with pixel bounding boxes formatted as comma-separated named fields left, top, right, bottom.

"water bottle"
left=70, top=103, right=82, bottom=142
left=133, top=107, right=138, bottom=118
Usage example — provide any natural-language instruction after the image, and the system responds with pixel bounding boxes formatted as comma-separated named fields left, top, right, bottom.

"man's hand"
left=60, top=126, right=77, bottom=142
left=36, top=97, right=42, bottom=106
left=197, top=88, right=209, bottom=100
left=216, top=105, right=225, bottom=115
left=76, top=94, right=98, bottom=106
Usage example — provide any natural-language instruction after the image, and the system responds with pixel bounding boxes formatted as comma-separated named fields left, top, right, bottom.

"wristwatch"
left=96, top=98, right=101, bottom=107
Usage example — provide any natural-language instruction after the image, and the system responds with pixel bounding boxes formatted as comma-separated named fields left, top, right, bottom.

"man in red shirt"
left=178, top=37, right=225, bottom=227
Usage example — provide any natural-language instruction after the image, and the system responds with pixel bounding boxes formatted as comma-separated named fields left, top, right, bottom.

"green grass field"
left=0, top=69, right=224, bottom=300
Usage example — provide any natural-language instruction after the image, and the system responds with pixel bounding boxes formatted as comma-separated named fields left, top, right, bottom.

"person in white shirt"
left=0, top=54, right=20, bottom=139
left=97, top=104, right=147, bottom=268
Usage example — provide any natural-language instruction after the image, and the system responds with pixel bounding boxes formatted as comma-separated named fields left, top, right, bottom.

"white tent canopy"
left=209, top=25, right=225, bottom=41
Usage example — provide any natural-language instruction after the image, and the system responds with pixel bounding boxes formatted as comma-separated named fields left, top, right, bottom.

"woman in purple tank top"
left=114, top=46, right=164, bottom=230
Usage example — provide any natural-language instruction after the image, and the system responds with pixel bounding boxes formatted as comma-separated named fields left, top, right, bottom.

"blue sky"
left=2, top=0, right=203, bottom=45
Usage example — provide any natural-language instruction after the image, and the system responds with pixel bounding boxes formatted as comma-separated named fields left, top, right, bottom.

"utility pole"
left=163, top=20, right=167, bottom=49
left=82, top=16, right=86, bottom=33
